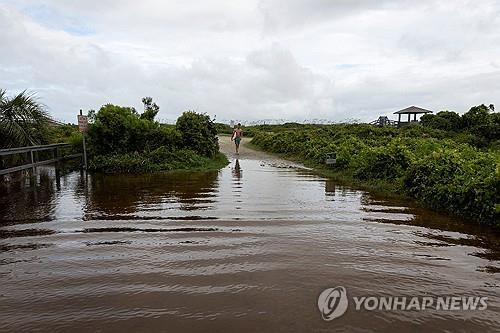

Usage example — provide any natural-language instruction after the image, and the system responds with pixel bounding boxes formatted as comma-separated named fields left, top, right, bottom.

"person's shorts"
left=234, top=137, right=241, bottom=145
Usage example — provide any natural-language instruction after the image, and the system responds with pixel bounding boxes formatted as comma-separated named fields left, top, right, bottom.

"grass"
left=89, top=150, right=229, bottom=174
left=201, top=152, right=230, bottom=170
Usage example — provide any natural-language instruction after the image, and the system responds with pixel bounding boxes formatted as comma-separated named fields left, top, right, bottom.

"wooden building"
left=394, top=106, right=433, bottom=127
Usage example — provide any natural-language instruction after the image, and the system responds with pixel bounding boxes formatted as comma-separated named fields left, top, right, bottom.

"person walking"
left=231, top=123, right=243, bottom=154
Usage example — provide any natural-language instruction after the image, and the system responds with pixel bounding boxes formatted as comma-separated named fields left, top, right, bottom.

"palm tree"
left=0, top=89, right=50, bottom=148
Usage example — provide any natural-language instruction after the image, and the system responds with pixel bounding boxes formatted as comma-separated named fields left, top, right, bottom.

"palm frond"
left=0, top=89, right=50, bottom=148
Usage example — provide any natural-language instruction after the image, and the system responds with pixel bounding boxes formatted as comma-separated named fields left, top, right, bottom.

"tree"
left=87, top=109, right=97, bottom=123
left=0, top=89, right=49, bottom=148
left=420, top=111, right=461, bottom=131
left=140, top=97, right=159, bottom=121
left=461, top=104, right=500, bottom=144
left=87, top=101, right=180, bottom=156
left=461, top=104, right=491, bottom=130
left=88, top=104, right=155, bottom=155
left=176, top=111, right=219, bottom=157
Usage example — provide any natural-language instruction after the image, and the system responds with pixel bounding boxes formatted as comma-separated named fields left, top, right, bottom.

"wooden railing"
left=369, top=117, right=399, bottom=127
left=0, top=143, right=82, bottom=176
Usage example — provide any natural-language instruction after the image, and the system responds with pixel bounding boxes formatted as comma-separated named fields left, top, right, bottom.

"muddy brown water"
left=0, top=140, right=499, bottom=332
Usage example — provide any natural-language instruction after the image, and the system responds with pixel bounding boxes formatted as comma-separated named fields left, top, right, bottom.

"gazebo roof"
left=394, top=106, right=433, bottom=115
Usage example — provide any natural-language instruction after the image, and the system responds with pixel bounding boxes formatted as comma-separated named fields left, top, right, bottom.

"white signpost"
left=78, top=114, right=88, bottom=133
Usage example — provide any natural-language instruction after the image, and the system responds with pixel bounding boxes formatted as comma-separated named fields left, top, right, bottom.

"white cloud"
left=0, top=0, right=499, bottom=123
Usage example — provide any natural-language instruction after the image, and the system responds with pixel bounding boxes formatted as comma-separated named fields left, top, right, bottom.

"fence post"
left=0, top=155, right=3, bottom=182
left=55, top=147, right=61, bottom=190
left=54, top=147, right=59, bottom=167
left=82, top=135, right=87, bottom=169
left=80, top=109, right=88, bottom=170
left=30, top=149, right=35, bottom=174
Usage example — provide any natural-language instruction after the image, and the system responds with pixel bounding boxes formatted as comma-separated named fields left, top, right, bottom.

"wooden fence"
left=0, top=143, right=82, bottom=176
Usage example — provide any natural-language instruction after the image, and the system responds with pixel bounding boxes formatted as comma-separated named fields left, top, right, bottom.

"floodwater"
left=0, top=145, right=499, bottom=332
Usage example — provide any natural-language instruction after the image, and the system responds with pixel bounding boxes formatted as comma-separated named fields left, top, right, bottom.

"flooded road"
left=0, top=139, right=499, bottom=332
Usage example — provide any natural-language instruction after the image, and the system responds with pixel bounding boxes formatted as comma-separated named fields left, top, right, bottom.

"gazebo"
left=394, top=106, right=433, bottom=126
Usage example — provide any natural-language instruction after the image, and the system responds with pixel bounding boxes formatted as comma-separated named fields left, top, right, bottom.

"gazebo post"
left=393, top=106, right=433, bottom=127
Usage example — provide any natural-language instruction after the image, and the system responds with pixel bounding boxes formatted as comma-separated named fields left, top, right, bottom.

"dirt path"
left=218, top=136, right=267, bottom=160
left=218, top=135, right=305, bottom=168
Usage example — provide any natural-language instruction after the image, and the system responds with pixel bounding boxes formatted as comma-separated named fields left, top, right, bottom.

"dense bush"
left=88, top=104, right=167, bottom=155
left=421, top=111, right=462, bottom=131
left=176, top=111, right=218, bottom=157
left=85, top=101, right=225, bottom=173
left=404, top=146, right=498, bottom=221
left=251, top=123, right=499, bottom=226
left=46, top=123, right=83, bottom=153
left=421, top=104, right=499, bottom=148
left=352, top=139, right=413, bottom=181
left=215, top=123, right=233, bottom=135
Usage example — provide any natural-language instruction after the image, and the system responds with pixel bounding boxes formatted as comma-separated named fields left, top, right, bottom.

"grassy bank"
left=250, top=121, right=499, bottom=227
left=245, top=140, right=400, bottom=194
left=89, top=151, right=228, bottom=173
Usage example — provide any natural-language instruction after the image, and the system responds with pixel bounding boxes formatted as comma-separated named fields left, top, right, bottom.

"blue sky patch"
left=20, top=3, right=95, bottom=36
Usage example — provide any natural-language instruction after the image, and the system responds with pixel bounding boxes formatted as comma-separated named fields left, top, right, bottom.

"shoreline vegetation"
left=1, top=88, right=498, bottom=227
left=0, top=91, right=228, bottom=174
left=85, top=101, right=229, bottom=173
left=247, top=105, right=499, bottom=227
left=89, top=151, right=228, bottom=174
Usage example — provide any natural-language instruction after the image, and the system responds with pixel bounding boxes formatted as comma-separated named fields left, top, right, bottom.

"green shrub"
left=250, top=123, right=499, bottom=225
left=68, top=132, right=83, bottom=153
left=176, top=111, right=219, bottom=157
left=421, top=111, right=462, bottom=131
left=404, top=146, right=498, bottom=223
left=88, top=104, right=160, bottom=155
left=353, top=140, right=413, bottom=181
left=89, top=147, right=228, bottom=173
left=215, top=123, right=233, bottom=135
left=86, top=102, right=224, bottom=173
left=420, top=104, right=500, bottom=148
left=146, top=125, right=181, bottom=152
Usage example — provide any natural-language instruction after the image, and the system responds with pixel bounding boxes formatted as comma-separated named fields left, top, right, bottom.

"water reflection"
left=232, top=159, right=242, bottom=181
left=231, top=159, right=243, bottom=210
left=0, top=158, right=499, bottom=332
left=0, top=168, right=57, bottom=226
left=85, top=171, right=219, bottom=216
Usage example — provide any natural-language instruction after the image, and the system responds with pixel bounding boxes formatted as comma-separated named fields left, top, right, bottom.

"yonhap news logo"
left=318, top=286, right=488, bottom=321
left=317, top=286, right=349, bottom=321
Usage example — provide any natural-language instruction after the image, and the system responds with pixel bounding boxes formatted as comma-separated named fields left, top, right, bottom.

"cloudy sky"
left=1, top=0, right=499, bottom=123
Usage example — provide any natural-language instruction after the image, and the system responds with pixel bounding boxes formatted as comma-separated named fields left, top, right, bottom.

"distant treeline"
left=215, top=122, right=326, bottom=137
